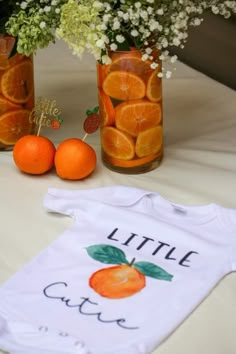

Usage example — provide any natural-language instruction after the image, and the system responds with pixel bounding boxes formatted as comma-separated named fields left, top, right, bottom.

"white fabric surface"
left=0, top=40, right=236, bottom=354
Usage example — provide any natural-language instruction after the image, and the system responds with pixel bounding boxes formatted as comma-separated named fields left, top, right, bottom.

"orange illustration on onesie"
left=86, top=244, right=173, bottom=299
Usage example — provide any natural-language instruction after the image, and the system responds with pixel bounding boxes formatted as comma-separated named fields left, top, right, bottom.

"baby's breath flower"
left=39, top=21, right=46, bottom=29
left=20, top=2, right=28, bottom=10
left=166, top=71, right=172, bottom=79
left=116, top=34, right=125, bottom=43
left=131, top=29, right=139, bottom=37
left=110, top=43, right=118, bottom=51
left=44, top=6, right=51, bottom=12
left=150, top=62, right=159, bottom=69
left=7, top=0, right=234, bottom=77
left=142, top=53, right=149, bottom=61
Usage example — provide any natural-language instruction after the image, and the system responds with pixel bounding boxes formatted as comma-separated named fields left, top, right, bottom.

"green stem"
left=129, top=258, right=136, bottom=266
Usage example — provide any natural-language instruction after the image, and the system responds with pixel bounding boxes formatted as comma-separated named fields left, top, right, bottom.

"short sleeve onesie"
left=0, top=186, right=236, bottom=354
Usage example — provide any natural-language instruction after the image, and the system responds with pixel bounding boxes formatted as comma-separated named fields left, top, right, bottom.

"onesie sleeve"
left=43, top=185, right=151, bottom=216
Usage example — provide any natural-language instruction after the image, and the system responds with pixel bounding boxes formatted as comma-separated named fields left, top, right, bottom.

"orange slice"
left=97, top=62, right=111, bottom=88
left=115, top=99, right=162, bottom=137
left=135, top=126, right=163, bottom=157
left=103, top=71, right=145, bottom=100
left=24, top=92, right=35, bottom=110
left=105, top=152, right=161, bottom=168
left=109, top=52, right=152, bottom=79
left=98, top=89, right=115, bottom=126
left=101, top=126, right=135, bottom=160
left=146, top=69, right=162, bottom=102
left=0, top=109, right=32, bottom=145
left=0, top=70, right=4, bottom=93
left=1, top=60, right=34, bottom=104
left=0, top=95, right=21, bottom=114
left=0, top=36, right=15, bottom=70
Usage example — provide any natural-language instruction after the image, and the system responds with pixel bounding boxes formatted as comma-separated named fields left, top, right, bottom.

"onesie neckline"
left=146, top=193, right=219, bottom=225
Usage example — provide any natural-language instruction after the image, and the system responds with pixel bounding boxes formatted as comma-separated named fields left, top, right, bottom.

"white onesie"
left=0, top=186, right=236, bottom=354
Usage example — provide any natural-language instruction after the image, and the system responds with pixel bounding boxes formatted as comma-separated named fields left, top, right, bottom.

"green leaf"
left=86, top=109, right=93, bottom=115
left=86, top=244, right=129, bottom=265
left=133, top=261, right=173, bottom=281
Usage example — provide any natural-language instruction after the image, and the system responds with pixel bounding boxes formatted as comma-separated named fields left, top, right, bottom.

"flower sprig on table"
left=56, top=0, right=236, bottom=78
left=1, top=0, right=67, bottom=56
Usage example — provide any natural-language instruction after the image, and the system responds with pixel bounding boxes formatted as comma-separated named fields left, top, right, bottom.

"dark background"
left=171, top=13, right=236, bottom=90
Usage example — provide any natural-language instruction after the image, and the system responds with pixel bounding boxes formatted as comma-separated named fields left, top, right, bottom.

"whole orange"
left=89, top=264, right=146, bottom=299
left=54, top=138, right=97, bottom=180
left=13, top=135, right=56, bottom=175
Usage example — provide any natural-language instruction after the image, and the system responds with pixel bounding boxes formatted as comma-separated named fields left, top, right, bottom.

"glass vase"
left=0, top=35, right=35, bottom=151
left=97, top=49, right=163, bottom=174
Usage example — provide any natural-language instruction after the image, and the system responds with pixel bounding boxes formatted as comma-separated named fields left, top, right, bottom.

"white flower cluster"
left=57, top=0, right=236, bottom=78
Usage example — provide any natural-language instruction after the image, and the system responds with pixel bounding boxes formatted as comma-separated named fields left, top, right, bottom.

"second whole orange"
left=54, top=138, right=97, bottom=180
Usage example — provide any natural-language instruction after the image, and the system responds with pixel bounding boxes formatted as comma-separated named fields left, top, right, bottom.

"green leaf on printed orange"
left=133, top=261, right=173, bottom=281
left=86, top=244, right=129, bottom=265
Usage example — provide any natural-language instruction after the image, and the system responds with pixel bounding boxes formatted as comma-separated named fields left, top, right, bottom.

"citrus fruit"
left=54, top=138, right=96, bottom=180
left=23, top=92, right=35, bottom=110
left=13, top=135, right=56, bottom=175
left=0, top=109, right=33, bottom=145
left=97, top=62, right=111, bottom=88
left=0, top=36, right=15, bottom=70
left=103, top=71, right=145, bottom=100
left=109, top=52, right=152, bottom=79
left=0, top=95, right=21, bottom=114
left=135, top=126, right=163, bottom=157
left=98, top=89, right=115, bottom=126
left=146, top=69, right=162, bottom=102
left=1, top=60, right=34, bottom=104
left=0, top=71, right=4, bottom=92
left=115, top=99, right=162, bottom=137
left=105, top=152, right=160, bottom=168
left=89, top=264, right=146, bottom=299
left=101, top=126, right=135, bottom=160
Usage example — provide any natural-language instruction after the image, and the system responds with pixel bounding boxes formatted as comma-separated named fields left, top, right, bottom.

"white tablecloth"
left=0, top=41, right=236, bottom=354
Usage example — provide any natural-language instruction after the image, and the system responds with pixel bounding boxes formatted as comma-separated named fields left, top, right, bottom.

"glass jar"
left=97, top=49, right=163, bottom=174
left=0, top=35, right=35, bottom=150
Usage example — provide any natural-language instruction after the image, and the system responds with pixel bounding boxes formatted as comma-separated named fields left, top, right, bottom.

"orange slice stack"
left=0, top=38, right=35, bottom=148
left=1, top=60, right=34, bottom=104
left=98, top=50, right=163, bottom=168
left=115, top=99, right=162, bottom=137
left=0, top=95, right=21, bottom=114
